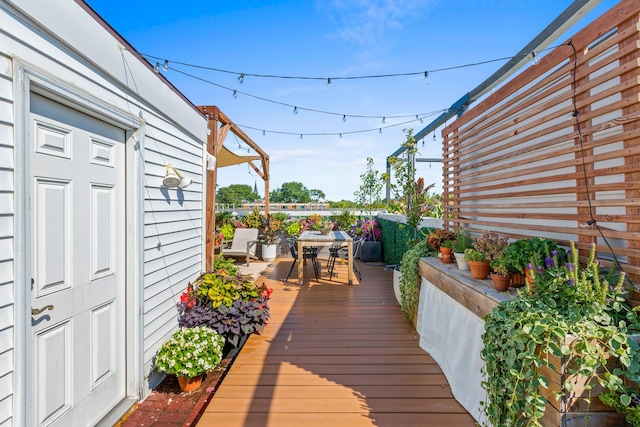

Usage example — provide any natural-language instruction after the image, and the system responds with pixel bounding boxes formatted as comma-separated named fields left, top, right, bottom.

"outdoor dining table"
left=297, top=230, right=353, bottom=285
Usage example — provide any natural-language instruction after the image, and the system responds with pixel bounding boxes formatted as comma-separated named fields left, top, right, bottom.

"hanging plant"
left=480, top=242, right=640, bottom=426
left=399, top=239, right=436, bottom=324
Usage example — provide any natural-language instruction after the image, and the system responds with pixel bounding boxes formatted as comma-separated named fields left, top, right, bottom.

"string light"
left=531, top=51, right=540, bottom=65
left=154, top=62, right=160, bottom=72
left=342, top=115, right=347, bottom=122
left=235, top=114, right=438, bottom=139
left=142, top=44, right=562, bottom=82
left=433, top=131, right=436, bottom=141
left=327, top=78, right=332, bottom=90
left=262, top=130, right=266, bottom=136
left=232, top=90, right=237, bottom=99
left=293, top=106, right=298, bottom=115
left=300, top=134, right=303, bottom=139
left=339, top=133, right=342, bottom=138
left=237, top=73, right=245, bottom=84
left=162, top=60, right=169, bottom=71
left=382, top=117, right=386, bottom=124
left=170, top=67, right=443, bottom=122
left=424, top=71, right=429, bottom=84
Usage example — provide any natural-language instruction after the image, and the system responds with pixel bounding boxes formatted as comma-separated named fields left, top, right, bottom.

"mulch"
left=115, top=355, right=235, bottom=427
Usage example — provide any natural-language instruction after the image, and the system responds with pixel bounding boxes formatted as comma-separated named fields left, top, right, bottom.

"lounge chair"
left=221, top=228, right=260, bottom=266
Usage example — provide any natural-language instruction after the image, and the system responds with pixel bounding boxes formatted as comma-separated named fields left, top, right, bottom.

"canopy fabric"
left=217, top=145, right=261, bottom=167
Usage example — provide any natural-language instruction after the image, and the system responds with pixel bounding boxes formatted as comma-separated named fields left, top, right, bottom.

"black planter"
left=359, top=241, right=382, bottom=262
left=222, top=333, right=250, bottom=360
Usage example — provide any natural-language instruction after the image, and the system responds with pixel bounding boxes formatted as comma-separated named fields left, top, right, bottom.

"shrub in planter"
left=177, top=271, right=272, bottom=347
left=399, top=239, right=437, bottom=324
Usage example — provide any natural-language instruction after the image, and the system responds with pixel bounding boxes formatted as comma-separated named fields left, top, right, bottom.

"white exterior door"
left=28, top=93, right=126, bottom=426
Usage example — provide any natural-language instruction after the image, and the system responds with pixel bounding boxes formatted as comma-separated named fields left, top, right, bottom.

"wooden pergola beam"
left=198, top=105, right=270, bottom=270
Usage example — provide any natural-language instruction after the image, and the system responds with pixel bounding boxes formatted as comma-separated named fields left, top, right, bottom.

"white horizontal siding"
left=0, top=50, right=13, bottom=427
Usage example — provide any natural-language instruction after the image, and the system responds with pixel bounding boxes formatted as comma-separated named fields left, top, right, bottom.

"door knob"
left=31, top=305, right=54, bottom=315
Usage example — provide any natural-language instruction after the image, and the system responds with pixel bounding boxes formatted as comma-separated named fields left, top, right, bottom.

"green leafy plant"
left=399, top=239, right=437, bottom=323
left=219, top=223, right=235, bottom=241
left=440, top=239, right=453, bottom=249
left=503, top=237, right=565, bottom=274
left=464, top=248, right=486, bottom=262
left=242, top=207, right=264, bottom=229
left=154, top=326, right=225, bottom=378
left=490, top=256, right=511, bottom=276
left=331, top=210, right=358, bottom=231
left=285, top=220, right=302, bottom=236
left=426, top=228, right=455, bottom=252
left=260, top=214, right=279, bottom=245
left=452, top=228, right=473, bottom=253
left=481, top=242, right=640, bottom=426
left=178, top=271, right=273, bottom=346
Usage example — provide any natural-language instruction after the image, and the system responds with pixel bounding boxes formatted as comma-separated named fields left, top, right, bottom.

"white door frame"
left=13, top=59, right=145, bottom=426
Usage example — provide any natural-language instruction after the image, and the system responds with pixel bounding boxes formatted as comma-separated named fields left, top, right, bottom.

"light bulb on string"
left=424, top=71, right=429, bottom=84
left=339, top=133, right=342, bottom=139
left=433, top=131, right=436, bottom=141
left=262, top=130, right=266, bottom=136
left=154, top=62, right=160, bottom=72
left=342, top=115, right=346, bottom=122
left=300, top=134, right=303, bottom=140
left=232, top=90, right=237, bottom=99
left=237, top=73, right=245, bottom=84
left=531, top=51, right=540, bottom=65
left=293, top=106, right=298, bottom=115
left=422, top=140, right=425, bottom=147
left=327, top=78, right=332, bottom=90
left=379, top=128, right=382, bottom=134
left=382, top=117, right=386, bottom=124
left=162, top=60, right=169, bottom=71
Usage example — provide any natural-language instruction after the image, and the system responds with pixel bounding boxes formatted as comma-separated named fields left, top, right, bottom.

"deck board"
left=197, top=258, right=476, bottom=427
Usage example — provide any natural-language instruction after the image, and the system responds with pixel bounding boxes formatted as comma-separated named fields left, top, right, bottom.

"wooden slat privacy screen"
left=441, top=0, right=640, bottom=284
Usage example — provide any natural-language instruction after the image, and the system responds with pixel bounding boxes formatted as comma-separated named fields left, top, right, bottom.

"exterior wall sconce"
left=163, top=163, right=192, bottom=188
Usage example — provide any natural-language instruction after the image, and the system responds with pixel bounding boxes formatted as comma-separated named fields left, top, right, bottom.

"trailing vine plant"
left=399, top=238, right=436, bottom=324
left=480, top=242, right=640, bottom=426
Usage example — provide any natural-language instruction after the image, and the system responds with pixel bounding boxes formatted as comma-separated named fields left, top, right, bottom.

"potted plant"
left=503, top=237, right=566, bottom=287
left=154, top=326, right=225, bottom=392
left=473, top=231, right=509, bottom=263
left=489, top=256, right=511, bottom=291
left=260, top=214, right=279, bottom=261
left=177, top=271, right=272, bottom=352
left=439, top=239, right=454, bottom=263
left=464, top=248, right=490, bottom=279
left=452, top=229, right=473, bottom=270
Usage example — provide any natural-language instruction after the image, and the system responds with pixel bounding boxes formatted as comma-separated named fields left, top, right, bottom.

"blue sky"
left=86, top=0, right=617, bottom=202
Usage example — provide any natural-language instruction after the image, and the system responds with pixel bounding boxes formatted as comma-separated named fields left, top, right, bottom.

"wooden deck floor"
left=197, top=258, right=476, bottom=427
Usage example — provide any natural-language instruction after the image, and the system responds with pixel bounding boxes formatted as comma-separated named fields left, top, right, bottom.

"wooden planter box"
left=537, top=335, right=631, bottom=426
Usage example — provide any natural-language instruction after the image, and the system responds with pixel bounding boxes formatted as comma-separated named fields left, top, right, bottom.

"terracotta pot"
left=440, top=247, right=454, bottom=264
left=467, top=260, right=490, bottom=279
left=177, top=374, right=203, bottom=393
left=510, top=272, right=526, bottom=288
left=491, top=273, right=511, bottom=291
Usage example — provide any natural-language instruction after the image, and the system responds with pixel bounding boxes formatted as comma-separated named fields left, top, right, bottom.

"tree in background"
left=309, top=189, right=326, bottom=202
left=354, top=157, right=384, bottom=215
left=217, top=184, right=260, bottom=205
left=270, top=182, right=311, bottom=203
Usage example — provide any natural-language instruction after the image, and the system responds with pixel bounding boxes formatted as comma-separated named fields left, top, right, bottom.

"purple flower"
left=566, top=263, right=574, bottom=272
left=552, top=250, right=558, bottom=257
left=528, top=263, right=534, bottom=270
left=568, top=278, right=575, bottom=286
left=545, top=257, right=554, bottom=268
left=537, top=265, right=544, bottom=274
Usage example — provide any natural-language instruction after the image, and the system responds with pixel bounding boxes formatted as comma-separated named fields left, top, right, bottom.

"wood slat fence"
left=442, top=0, right=640, bottom=285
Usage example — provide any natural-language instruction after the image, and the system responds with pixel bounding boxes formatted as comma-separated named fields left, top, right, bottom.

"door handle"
left=31, top=305, right=54, bottom=315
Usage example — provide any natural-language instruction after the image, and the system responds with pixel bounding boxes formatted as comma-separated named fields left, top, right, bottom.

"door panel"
left=29, top=93, right=126, bottom=427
